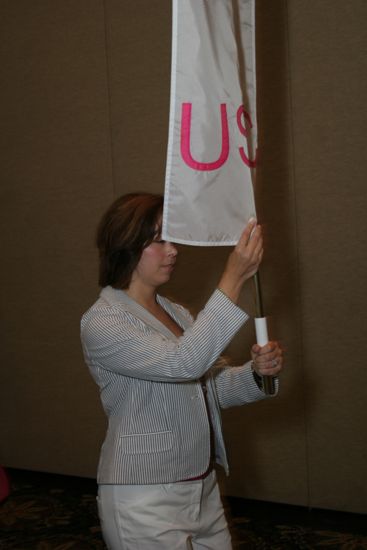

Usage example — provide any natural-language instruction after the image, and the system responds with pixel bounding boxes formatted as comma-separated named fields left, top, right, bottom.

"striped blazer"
left=80, top=286, right=274, bottom=484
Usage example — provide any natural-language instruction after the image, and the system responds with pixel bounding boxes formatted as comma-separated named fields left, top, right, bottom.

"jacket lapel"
left=100, top=286, right=191, bottom=341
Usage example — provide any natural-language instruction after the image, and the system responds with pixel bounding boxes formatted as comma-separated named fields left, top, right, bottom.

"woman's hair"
left=96, top=192, right=164, bottom=288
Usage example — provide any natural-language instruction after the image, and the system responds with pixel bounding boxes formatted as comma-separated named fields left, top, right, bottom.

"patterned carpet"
left=0, top=468, right=366, bottom=549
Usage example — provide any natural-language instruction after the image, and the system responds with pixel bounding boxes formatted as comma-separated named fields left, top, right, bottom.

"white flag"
left=163, top=0, right=258, bottom=246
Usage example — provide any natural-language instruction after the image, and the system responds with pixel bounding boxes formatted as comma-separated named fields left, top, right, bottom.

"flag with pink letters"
left=162, top=0, right=257, bottom=246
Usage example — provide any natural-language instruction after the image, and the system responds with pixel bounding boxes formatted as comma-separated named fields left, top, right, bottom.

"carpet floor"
left=0, top=468, right=366, bottom=549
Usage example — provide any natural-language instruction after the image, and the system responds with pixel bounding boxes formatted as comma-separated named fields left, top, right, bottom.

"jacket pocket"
left=119, top=430, right=173, bottom=455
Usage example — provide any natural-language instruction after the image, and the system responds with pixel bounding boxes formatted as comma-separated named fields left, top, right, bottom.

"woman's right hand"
left=218, top=219, right=263, bottom=304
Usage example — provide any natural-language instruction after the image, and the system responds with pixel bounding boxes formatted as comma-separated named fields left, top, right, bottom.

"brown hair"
left=96, top=193, right=164, bottom=288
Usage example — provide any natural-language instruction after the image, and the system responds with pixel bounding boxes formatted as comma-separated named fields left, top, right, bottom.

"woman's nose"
left=167, top=242, right=178, bottom=256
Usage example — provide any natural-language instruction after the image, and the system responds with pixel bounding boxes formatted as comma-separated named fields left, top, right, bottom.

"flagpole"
left=253, top=271, right=276, bottom=395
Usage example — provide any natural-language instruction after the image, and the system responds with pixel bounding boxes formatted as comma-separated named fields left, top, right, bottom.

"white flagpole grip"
left=254, top=317, right=268, bottom=346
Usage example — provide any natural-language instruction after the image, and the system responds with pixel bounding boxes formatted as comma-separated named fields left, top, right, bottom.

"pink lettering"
left=180, top=103, right=229, bottom=171
left=237, top=105, right=257, bottom=168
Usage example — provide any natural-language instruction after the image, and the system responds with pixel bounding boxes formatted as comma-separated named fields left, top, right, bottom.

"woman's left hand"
left=251, top=341, right=283, bottom=377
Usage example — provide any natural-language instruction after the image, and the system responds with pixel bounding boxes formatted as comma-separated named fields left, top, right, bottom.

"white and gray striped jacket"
left=80, top=286, right=273, bottom=484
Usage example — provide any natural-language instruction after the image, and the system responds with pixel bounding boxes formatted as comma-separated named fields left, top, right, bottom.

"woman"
left=81, top=192, right=283, bottom=550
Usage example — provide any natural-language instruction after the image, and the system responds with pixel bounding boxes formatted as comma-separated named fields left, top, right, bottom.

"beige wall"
left=1, top=1, right=366, bottom=514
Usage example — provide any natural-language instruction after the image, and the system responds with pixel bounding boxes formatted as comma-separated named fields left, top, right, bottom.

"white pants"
left=97, top=471, right=232, bottom=550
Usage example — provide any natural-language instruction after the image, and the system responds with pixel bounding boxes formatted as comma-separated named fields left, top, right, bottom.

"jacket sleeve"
left=212, top=360, right=279, bottom=409
left=81, top=290, right=249, bottom=383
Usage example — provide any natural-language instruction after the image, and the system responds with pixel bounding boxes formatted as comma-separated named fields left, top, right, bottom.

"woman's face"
left=131, top=228, right=178, bottom=290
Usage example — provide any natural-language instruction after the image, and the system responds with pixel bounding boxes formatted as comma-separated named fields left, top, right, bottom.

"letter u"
left=180, top=103, right=229, bottom=171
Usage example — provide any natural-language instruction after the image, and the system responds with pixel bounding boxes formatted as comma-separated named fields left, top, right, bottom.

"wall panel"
left=0, top=0, right=112, bottom=476
left=286, top=0, right=367, bottom=513
left=103, top=0, right=172, bottom=196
